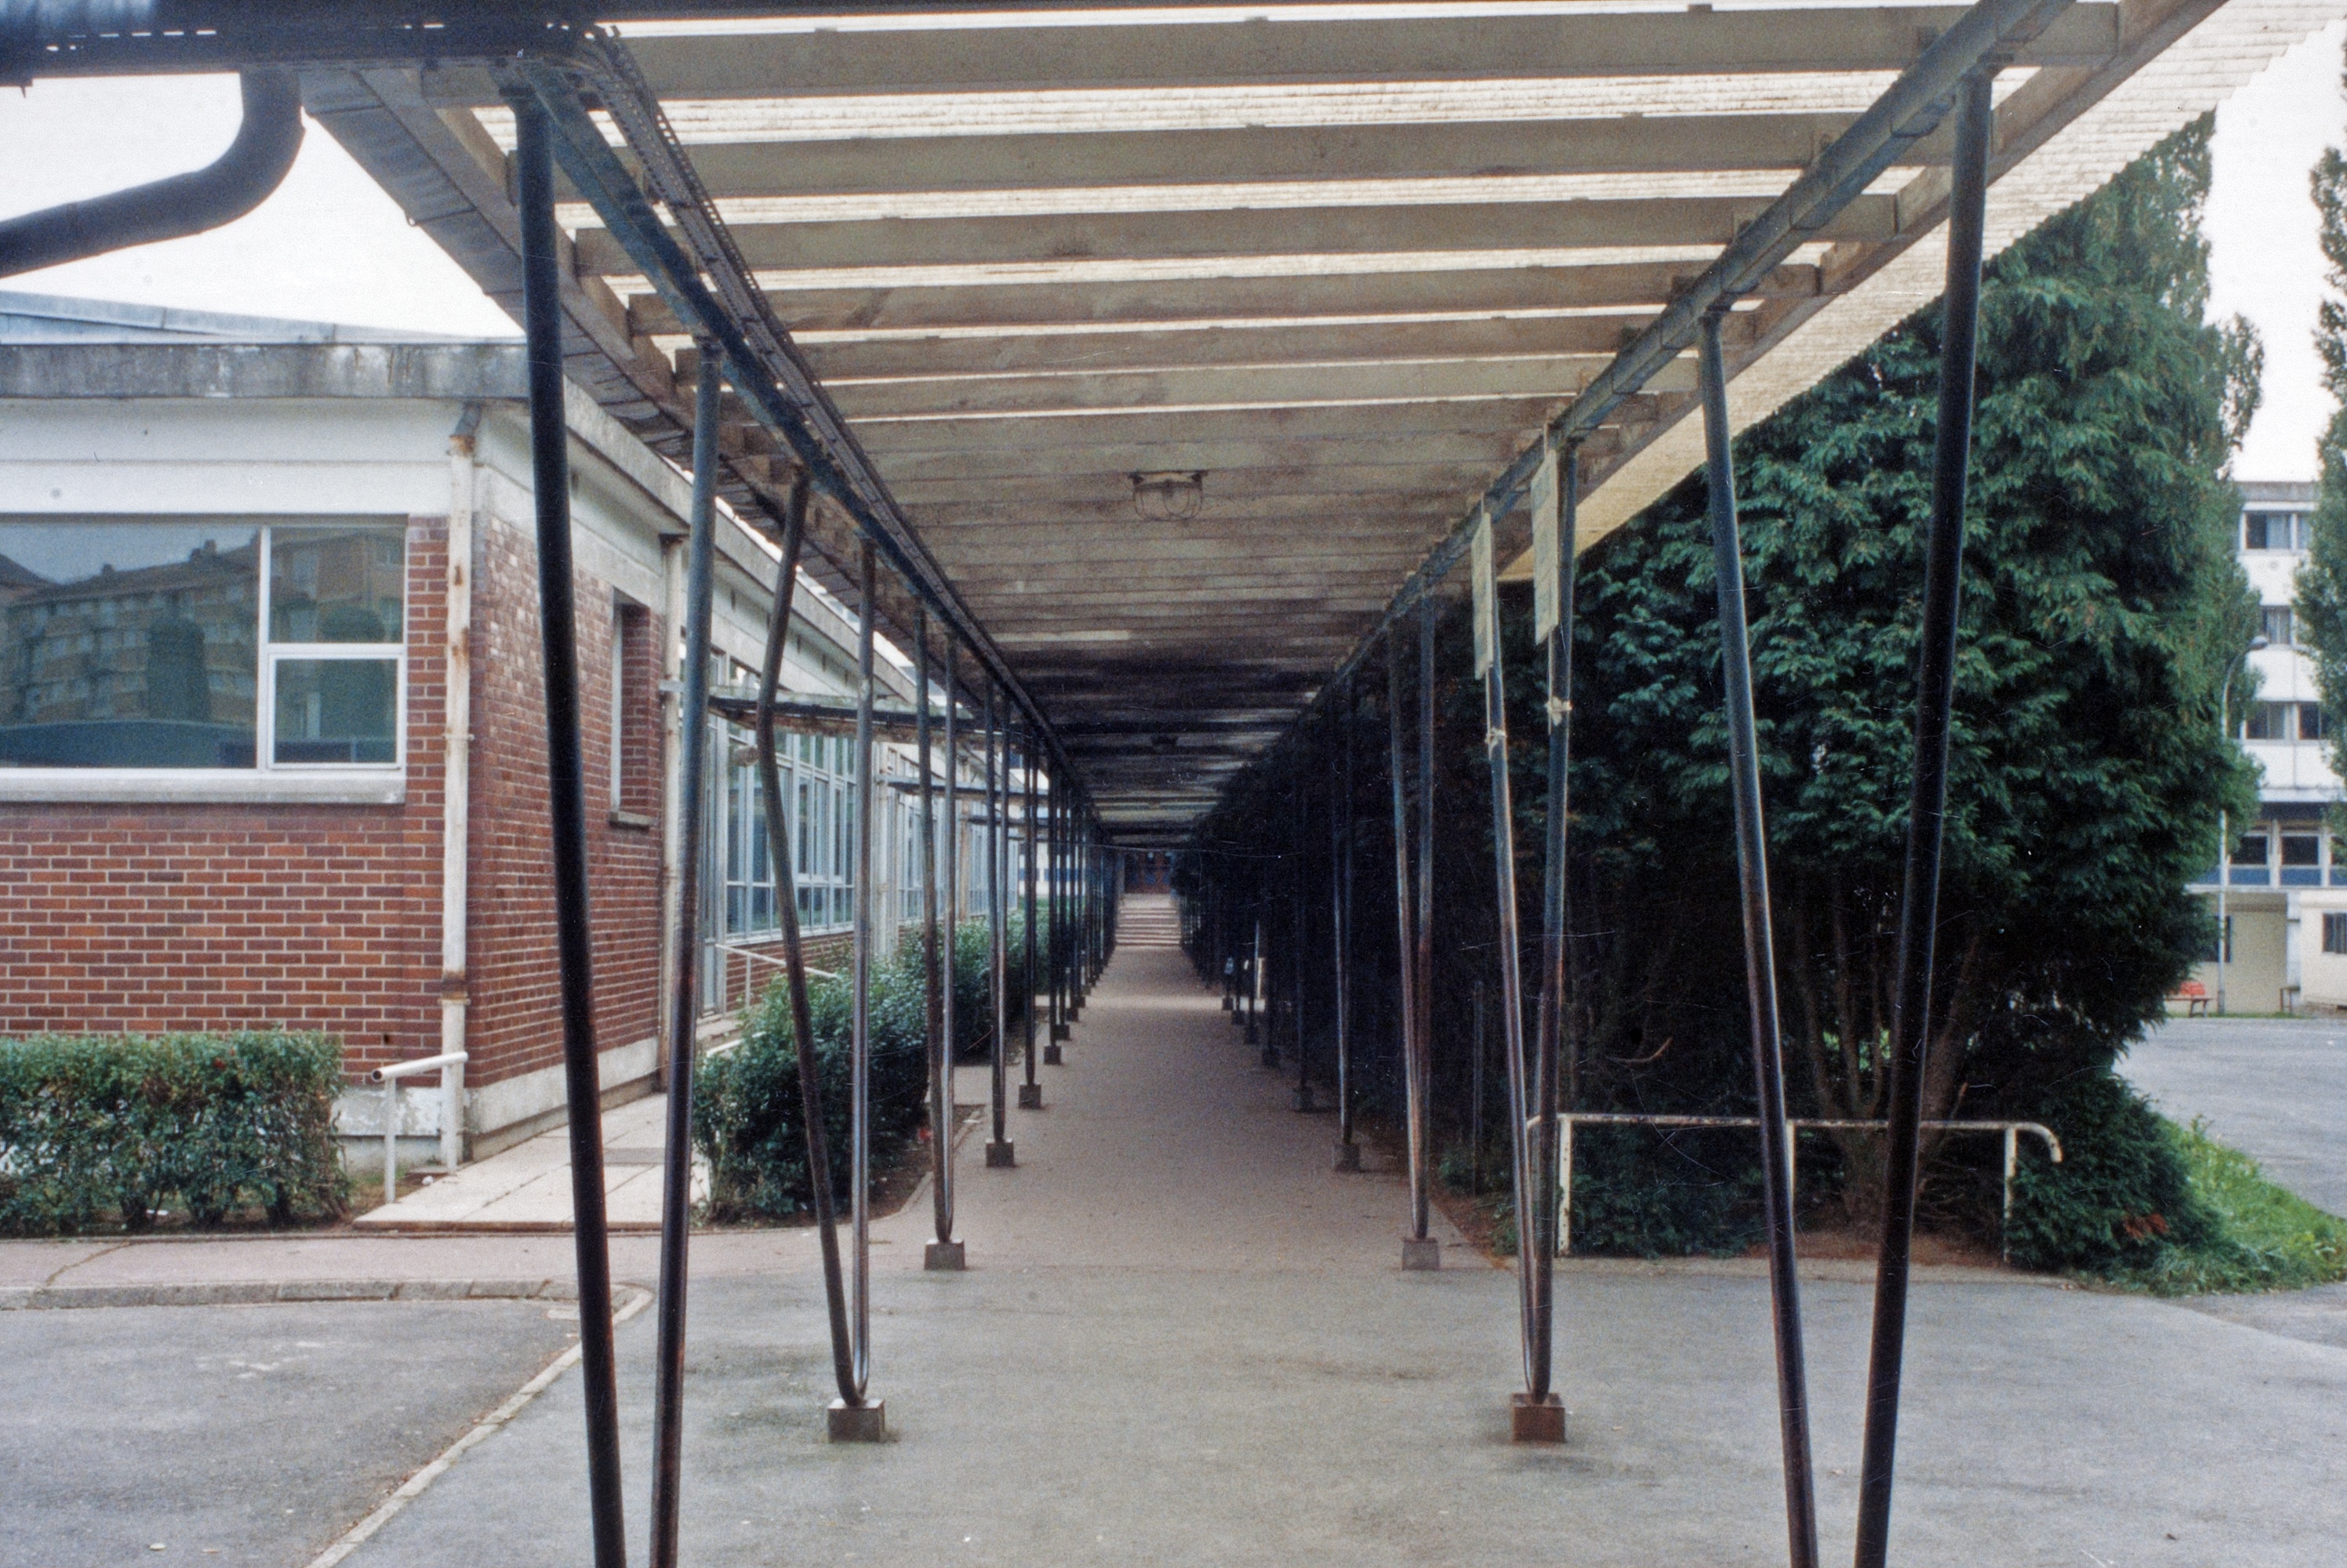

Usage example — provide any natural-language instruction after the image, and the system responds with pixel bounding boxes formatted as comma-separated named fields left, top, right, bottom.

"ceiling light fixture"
left=1132, top=470, right=1205, bottom=522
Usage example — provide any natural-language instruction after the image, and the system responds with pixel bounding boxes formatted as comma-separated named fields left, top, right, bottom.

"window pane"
left=271, top=524, right=405, bottom=643
left=0, top=519, right=260, bottom=768
left=2283, top=834, right=2321, bottom=866
left=273, top=657, right=397, bottom=763
left=2246, top=703, right=2290, bottom=741
left=2264, top=606, right=2295, bottom=646
left=2302, top=704, right=2330, bottom=742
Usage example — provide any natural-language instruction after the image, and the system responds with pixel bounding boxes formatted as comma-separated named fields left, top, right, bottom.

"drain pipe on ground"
left=0, top=67, right=303, bottom=276
left=438, top=403, right=483, bottom=1171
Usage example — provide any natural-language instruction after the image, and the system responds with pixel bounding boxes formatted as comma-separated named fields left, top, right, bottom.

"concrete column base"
left=1222, top=995, right=1234, bottom=1011
left=1017, top=1083, right=1044, bottom=1109
left=1332, top=1141, right=1361, bottom=1172
left=985, top=1140, right=1015, bottom=1168
left=1042, top=1044, right=1064, bottom=1065
left=924, top=1240, right=965, bottom=1271
left=1510, top=1392, right=1566, bottom=1444
left=827, top=1398, right=887, bottom=1443
left=1291, top=1086, right=1316, bottom=1112
left=1401, top=1236, right=1441, bottom=1271
left=1051, top=1022, right=1071, bottom=1041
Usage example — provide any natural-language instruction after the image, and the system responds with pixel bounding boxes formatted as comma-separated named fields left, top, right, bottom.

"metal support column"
left=985, top=688, right=1013, bottom=1167
left=1292, top=764, right=1312, bottom=1110
left=1390, top=626, right=1435, bottom=1269
left=514, top=95, right=627, bottom=1568
left=920, top=617, right=962, bottom=1271
left=649, top=356, right=721, bottom=1568
left=1020, top=728, right=1042, bottom=1107
left=1528, top=436, right=1579, bottom=1431
left=1855, top=69, right=1993, bottom=1568
left=1046, top=769, right=1067, bottom=1059
left=1472, top=507, right=1555, bottom=1441
left=1335, top=674, right=1357, bottom=1168
left=841, top=540, right=881, bottom=1436
left=751, top=474, right=857, bottom=1419
left=1700, top=307, right=1818, bottom=1567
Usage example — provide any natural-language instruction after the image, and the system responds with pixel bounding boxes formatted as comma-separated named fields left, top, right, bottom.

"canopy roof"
left=299, top=0, right=2329, bottom=844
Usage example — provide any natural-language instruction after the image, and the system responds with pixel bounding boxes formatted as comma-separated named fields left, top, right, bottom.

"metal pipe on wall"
left=513, top=93, right=628, bottom=1568
left=1699, top=307, right=1820, bottom=1568
left=439, top=404, right=481, bottom=1175
left=647, top=357, right=723, bottom=1568
left=1854, top=68, right=1995, bottom=1568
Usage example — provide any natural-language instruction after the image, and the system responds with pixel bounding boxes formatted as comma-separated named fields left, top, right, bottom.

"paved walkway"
left=2126, top=1016, right=2347, bottom=1214
left=11, top=947, right=2347, bottom=1565
left=325, top=945, right=2345, bottom=1568
left=354, top=1092, right=686, bottom=1232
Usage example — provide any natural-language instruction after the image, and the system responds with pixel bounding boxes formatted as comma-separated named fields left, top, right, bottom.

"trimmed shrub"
left=0, top=1031, right=349, bottom=1236
left=2005, top=1071, right=2214, bottom=1273
left=695, top=918, right=1023, bottom=1223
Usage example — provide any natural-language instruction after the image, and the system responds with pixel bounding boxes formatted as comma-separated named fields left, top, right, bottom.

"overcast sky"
left=3, top=27, right=2345, bottom=478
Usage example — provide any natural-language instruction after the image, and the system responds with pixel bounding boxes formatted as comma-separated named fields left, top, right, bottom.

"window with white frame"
left=714, top=698, right=858, bottom=939
left=0, top=517, right=404, bottom=771
left=2244, top=510, right=2310, bottom=551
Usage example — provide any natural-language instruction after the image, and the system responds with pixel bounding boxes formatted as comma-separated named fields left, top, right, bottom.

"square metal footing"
left=1510, top=1392, right=1566, bottom=1444
left=1401, top=1236, right=1442, bottom=1271
left=985, top=1140, right=1015, bottom=1168
left=1051, top=1022, right=1071, bottom=1041
left=1066, top=1007, right=1082, bottom=1023
left=1291, top=1086, right=1317, bottom=1112
left=1222, top=996, right=1234, bottom=1011
left=1332, top=1141, right=1361, bottom=1171
left=827, top=1398, right=887, bottom=1443
left=1042, top=1044, right=1063, bottom=1065
left=924, top=1240, right=965, bottom=1271
left=1017, top=1083, right=1044, bottom=1109
left=1259, top=1047, right=1280, bottom=1069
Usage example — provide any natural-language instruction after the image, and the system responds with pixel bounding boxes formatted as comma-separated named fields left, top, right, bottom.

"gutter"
left=0, top=67, right=303, bottom=277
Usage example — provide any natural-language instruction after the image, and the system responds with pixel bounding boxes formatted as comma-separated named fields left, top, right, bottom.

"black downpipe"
left=753, top=472, right=858, bottom=1405
left=647, top=356, right=721, bottom=1568
left=1854, top=70, right=1995, bottom=1568
left=1700, top=307, right=1821, bottom=1568
left=514, top=94, right=627, bottom=1568
left=0, top=68, right=302, bottom=277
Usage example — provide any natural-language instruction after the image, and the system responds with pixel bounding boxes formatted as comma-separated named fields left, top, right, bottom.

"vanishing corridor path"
left=335, top=937, right=2347, bottom=1568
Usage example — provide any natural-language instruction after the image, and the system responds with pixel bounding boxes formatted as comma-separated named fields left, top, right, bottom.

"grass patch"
left=2105, top=1118, right=2347, bottom=1296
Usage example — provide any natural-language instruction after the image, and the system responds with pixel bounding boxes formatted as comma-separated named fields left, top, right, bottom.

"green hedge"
left=0, top=1031, right=349, bottom=1236
left=694, top=917, right=1025, bottom=1223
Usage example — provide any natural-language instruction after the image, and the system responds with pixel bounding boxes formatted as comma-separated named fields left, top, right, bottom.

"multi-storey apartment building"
left=2189, top=481, right=2347, bottom=1012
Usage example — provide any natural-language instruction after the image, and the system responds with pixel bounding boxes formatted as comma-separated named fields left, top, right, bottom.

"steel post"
left=648, top=354, right=721, bottom=1568
left=1292, top=764, right=1311, bottom=1107
left=917, top=614, right=954, bottom=1264
left=986, top=688, right=1012, bottom=1163
left=514, top=96, right=627, bottom=1568
left=1853, top=69, right=1993, bottom=1568
left=1387, top=629, right=1430, bottom=1248
left=1477, top=512, right=1544, bottom=1406
left=1022, top=728, right=1041, bottom=1095
left=1335, top=674, right=1356, bottom=1150
left=937, top=641, right=961, bottom=1243
left=1531, top=440, right=1579, bottom=1327
left=752, top=474, right=856, bottom=1406
left=1699, top=307, right=1820, bottom=1568
left=849, top=542, right=877, bottom=1398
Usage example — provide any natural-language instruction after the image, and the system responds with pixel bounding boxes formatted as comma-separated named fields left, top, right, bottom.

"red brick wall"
left=464, top=507, right=667, bottom=1091
left=0, top=522, right=449, bottom=1075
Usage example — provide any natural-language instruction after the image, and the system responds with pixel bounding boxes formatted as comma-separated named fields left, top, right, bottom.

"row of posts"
left=1185, top=66, right=2000, bottom=1568
left=503, top=85, right=1121, bottom=1568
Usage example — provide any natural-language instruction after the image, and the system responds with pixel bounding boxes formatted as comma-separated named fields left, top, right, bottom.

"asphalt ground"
left=2126, top=1016, right=2347, bottom=1214
left=0, top=1298, right=575, bottom=1568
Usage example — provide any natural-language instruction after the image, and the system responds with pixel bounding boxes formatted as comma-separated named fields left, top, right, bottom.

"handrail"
left=365, top=1050, right=468, bottom=1204
left=1551, top=1112, right=2062, bottom=1262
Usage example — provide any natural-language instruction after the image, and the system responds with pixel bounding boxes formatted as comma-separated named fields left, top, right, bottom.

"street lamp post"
left=2216, top=634, right=2270, bottom=1016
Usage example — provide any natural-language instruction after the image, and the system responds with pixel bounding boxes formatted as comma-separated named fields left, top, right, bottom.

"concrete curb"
left=0, top=1277, right=584, bottom=1311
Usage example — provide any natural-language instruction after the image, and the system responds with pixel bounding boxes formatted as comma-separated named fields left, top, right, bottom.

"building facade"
left=0, top=292, right=997, bottom=1160
left=2187, top=481, right=2347, bottom=1013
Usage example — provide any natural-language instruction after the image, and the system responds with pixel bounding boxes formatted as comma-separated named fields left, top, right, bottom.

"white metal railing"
left=1551, top=1113, right=2063, bottom=1262
left=366, top=1051, right=467, bottom=1202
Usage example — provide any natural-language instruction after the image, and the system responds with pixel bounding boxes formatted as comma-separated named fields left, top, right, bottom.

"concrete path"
left=324, top=946, right=2347, bottom=1568
left=2125, top=1017, right=2347, bottom=1214
left=355, top=1091, right=689, bottom=1232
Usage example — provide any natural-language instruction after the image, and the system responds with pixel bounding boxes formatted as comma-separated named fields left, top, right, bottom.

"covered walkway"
left=332, top=940, right=2347, bottom=1568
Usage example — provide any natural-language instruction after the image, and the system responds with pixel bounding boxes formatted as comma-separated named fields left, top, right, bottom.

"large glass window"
left=0, top=517, right=404, bottom=770
left=716, top=699, right=857, bottom=938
